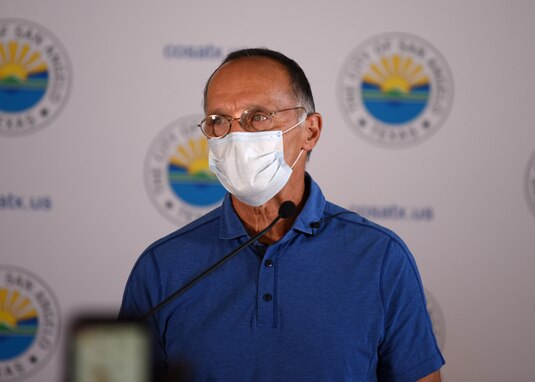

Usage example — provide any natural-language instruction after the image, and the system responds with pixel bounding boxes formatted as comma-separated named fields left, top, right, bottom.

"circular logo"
left=0, top=19, right=71, bottom=136
left=526, top=150, right=535, bottom=218
left=0, top=265, right=61, bottom=381
left=144, top=115, right=227, bottom=226
left=425, top=288, right=446, bottom=351
left=339, top=33, right=453, bottom=147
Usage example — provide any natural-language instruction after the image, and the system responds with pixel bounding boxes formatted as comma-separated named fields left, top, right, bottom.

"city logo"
left=425, top=288, right=446, bottom=351
left=339, top=32, right=453, bottom=147
left=526, top=150, right=535, bottom=219
left=0, top=18, right=71, bottom=136
left=0, top=265, right=61, bottom=381
left=145, top=115, right=226, bottom=226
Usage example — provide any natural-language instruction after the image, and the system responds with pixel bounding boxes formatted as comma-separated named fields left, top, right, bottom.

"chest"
left=157, top=240, right=385, bottom=380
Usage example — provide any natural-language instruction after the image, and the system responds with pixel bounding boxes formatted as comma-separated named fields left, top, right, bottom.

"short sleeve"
left=118, top=250, right=168, bottom=378
left=378, top=239, right=445, bottom=381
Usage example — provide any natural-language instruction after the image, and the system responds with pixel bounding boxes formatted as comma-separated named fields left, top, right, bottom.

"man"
left=120, top=48, right=445, bottom=381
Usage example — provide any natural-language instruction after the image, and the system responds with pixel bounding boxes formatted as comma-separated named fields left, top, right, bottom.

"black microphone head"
left=278, top=201, right=297, bottom=219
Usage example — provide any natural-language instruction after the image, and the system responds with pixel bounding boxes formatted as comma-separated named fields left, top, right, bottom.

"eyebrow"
left=206, top=105, right=269, bottom=116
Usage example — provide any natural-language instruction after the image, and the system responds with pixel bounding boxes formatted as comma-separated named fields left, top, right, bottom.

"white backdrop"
left=1, top=1, right=535, bottom=381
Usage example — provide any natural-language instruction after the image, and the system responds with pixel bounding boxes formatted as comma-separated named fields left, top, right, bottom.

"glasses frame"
left=198, top=106, right=307, bottom=139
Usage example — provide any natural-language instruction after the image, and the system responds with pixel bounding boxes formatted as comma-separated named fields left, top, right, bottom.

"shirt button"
left=264, top=259, right=273, bottom=268
left=263, top=293, right=272, bottom=302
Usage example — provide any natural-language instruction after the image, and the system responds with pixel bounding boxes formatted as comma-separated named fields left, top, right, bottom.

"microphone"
left=278, top=200, right=297, bottom=219
left=141, top=201, right=297, bottom=320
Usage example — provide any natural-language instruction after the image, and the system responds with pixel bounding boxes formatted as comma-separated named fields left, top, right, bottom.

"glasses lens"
left=242, top=108, right=272, bottom=132
left=201, top=115, right=229, bottom=137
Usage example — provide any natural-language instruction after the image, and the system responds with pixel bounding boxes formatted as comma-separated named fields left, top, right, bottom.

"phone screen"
left=67, top=318, right=151, bottom=382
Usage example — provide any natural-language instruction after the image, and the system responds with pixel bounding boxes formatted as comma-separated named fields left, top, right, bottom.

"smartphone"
left=65, top=316, right=152, bottom=382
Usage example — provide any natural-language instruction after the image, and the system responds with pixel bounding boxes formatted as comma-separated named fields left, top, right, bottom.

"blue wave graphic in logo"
left=0, top=71, right=48, bottom=112
left=0, top=317, right=38, bottom=360
left=361, top=82, right=430, bottom=124
left=167, top=138, right=226, bottom=207
left=0, top=40, right=50, bottom=113
left=168, top=164, right=225, bottom=206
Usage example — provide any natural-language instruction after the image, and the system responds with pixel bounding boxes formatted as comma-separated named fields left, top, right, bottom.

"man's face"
left=204, top=57, right=306, bottom=168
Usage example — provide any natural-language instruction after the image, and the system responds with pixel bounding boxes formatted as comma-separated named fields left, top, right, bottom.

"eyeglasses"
left=198, top=106, right=307, bottom=138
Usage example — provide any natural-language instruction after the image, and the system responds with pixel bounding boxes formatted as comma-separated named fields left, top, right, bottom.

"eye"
left=201, top=115, right=230, bottom=137
left=208, top=115, right=225, bottom=126
left=251, top=113, right=269, bottom=122
left=246, top=109, right=271, bottom=131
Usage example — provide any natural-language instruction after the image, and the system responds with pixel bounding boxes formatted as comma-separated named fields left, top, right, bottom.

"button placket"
left=257, top=249, right=276, bottom=327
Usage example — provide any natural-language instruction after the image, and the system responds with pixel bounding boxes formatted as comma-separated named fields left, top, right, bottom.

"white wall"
left=1, top=1, right=534, bottom=381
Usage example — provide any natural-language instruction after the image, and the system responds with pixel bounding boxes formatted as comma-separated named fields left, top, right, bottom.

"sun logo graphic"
left=361, top=55, right=430, bottom=124
left=0, top=266, right=60, bottom=381
left=145, top=115, right=226, bottom=226
left=0, top=19, right=71, bottom=136
left=0, top=41, right=48, bottom=112
left=0, top=289, right=38, bottom=359
left=339, top=33, right=453, bottom=147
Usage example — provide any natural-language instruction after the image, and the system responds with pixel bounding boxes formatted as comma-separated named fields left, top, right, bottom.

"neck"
left=231, top=172, right=307, bottom=244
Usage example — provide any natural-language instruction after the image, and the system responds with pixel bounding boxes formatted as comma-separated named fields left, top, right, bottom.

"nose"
left=228, top=116, right=244, bottom=133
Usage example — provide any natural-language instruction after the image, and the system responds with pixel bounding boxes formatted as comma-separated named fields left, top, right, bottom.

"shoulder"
left=129, top=206, right=222, bottom=274
left=146, top=206, right=222, bottom=253
left=322, top=200, right=409, bottom=249
left=120, top=207, right=223, bottom=312
left=318, top=200, right=420, bottom=279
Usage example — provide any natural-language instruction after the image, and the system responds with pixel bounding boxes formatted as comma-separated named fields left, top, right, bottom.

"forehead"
left=205, top=57, right=295, bottom=112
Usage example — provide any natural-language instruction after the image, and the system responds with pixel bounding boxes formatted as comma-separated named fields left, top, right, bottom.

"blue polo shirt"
left=119, top=175, right=444, bottom=381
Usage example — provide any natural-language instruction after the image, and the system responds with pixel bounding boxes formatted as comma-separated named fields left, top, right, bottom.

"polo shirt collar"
left=219, top=173, right=326, bottom=239
left=220, top=193, right=248, bottom=239
left=291, top=173, right=325, bottom=235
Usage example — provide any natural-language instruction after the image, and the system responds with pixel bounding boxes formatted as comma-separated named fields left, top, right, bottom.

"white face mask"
left=208, top=122, right=304, bottom=207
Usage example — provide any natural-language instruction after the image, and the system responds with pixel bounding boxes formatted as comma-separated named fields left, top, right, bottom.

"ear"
left=302, top=113, right=322, bottom=151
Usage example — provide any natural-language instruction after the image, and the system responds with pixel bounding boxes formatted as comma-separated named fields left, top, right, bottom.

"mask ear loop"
left=282, top=113, right=307, bottom=169
left=282, top=114, right=307, bottom=135
left=290, top=149, right=305, bottom=169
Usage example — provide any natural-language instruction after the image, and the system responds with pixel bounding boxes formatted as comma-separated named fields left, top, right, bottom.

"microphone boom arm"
left=141, top=214, right=284, bottom=320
